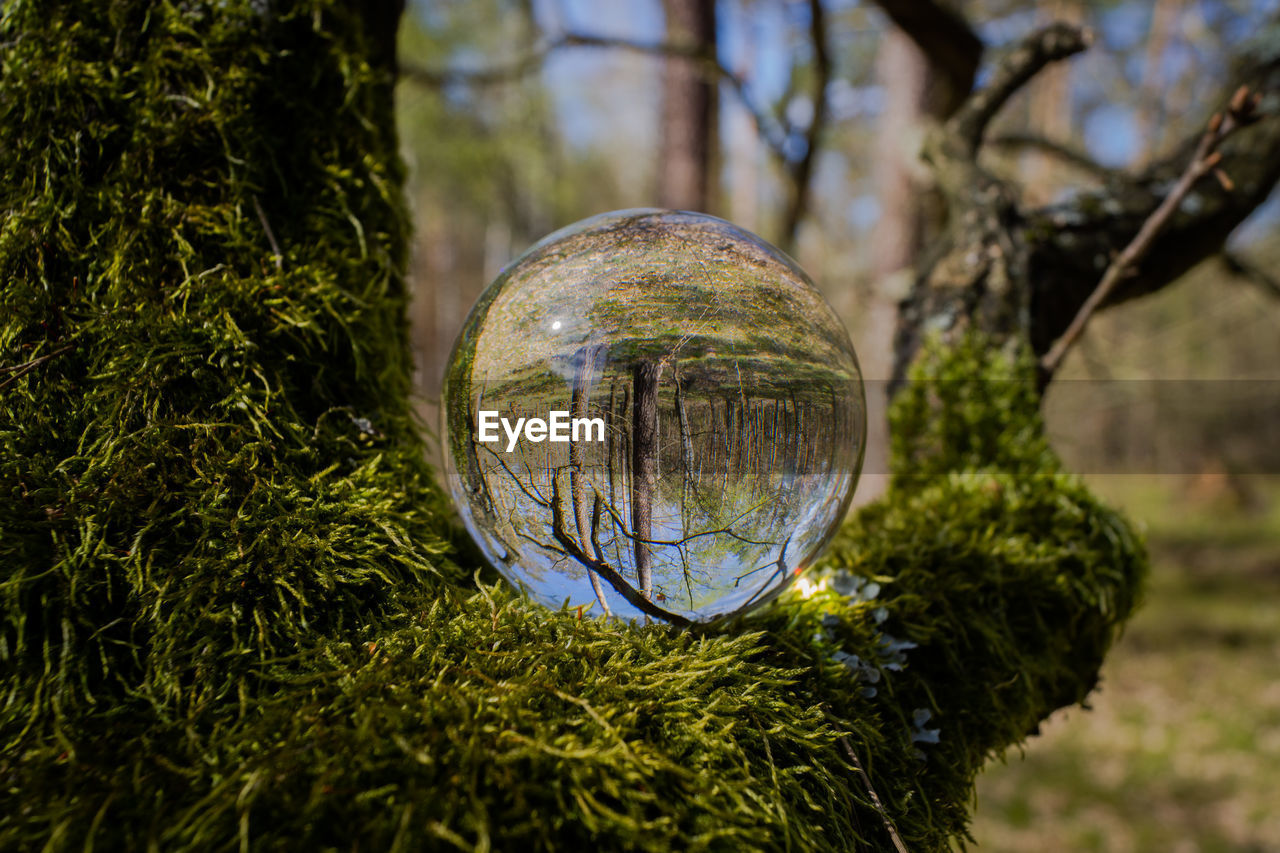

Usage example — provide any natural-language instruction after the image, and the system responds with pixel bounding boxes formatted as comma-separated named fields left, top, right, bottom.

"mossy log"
left=0, top=2, right=1144, bottom=850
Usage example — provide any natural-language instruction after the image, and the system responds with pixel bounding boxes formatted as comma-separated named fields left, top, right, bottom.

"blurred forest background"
left=399, top=1, right=1278, bottom=849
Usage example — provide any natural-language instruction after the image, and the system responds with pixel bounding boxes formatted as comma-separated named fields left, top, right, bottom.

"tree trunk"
left=674, top=365, right=695, bottom=530
left=861, top=19, right=979, bottom=499
left=658, top=0, right=717, bottom=210
left=631, top=361, right=660, bottom=600
left=607, top=378, right=619, bottom=511
left=570, top=345, right=609, bottom=613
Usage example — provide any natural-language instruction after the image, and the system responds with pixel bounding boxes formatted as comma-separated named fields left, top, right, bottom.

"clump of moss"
left=888, top=334, right=1053, bottom=480
left=0, top=2, right=1145, bottom=850
left=0, top=0, right=463, bottom=716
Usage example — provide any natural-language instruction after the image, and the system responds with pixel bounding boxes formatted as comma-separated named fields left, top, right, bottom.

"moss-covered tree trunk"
left=2, top=3, right=1151, bottom=851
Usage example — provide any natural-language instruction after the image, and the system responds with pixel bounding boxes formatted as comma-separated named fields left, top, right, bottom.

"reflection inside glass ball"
left=443, top=209, right=865, bottom=625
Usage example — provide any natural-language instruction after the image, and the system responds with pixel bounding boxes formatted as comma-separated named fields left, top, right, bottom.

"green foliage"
left=0, top=2, right=1145, bottom=850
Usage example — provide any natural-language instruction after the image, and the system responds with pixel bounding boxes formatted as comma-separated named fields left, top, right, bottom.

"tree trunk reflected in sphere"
left=444, top=210, right=865, bottom=624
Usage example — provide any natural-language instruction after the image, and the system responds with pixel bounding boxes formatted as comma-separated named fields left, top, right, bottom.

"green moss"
left=0, top=2, right=1145, bottom=850
left=888, top=334, right=1053, bottom=481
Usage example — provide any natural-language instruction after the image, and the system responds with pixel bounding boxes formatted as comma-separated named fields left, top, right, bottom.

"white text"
left=477, top=410, right=606, bottom=452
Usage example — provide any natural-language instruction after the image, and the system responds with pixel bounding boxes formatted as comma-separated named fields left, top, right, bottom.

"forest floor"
left=972, top=475, right=1280, bottom=852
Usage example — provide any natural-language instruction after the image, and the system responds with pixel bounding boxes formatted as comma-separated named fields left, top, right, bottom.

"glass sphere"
left=443, top=210, right=865, bottom=625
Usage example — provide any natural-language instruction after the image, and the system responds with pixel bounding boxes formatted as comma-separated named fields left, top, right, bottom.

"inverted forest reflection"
left=445, top=210, right=865, bottom=624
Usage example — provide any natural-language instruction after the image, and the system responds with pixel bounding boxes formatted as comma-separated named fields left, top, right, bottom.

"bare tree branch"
left=1025, top=45, right=1280, bottom=356
left=1039, top=87, right=1262, bottom=379
left=868, top=0, right=982, bottom=106
left=401, top=49, right=545, bottom=86
left=402, top=13, right=865, bottom=240
left=401, top=32, right=791, bottom=162
left=893, top=21, right=1280, bottom=385
left=549, top=474, right=692, bottom=627
left=596, top=495, right=776, bottom=549
left=947, top=23, right=1092, bottom=158
left=781, top=0, right=831, bottom=249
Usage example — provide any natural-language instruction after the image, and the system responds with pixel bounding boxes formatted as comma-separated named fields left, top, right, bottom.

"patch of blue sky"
left=1083, top=104, right=1142, bottom=168
left=974, top=6, right=1040, bottom=45
left=1099, top=2, right=1149, bottom=51
left=531, top=0, right=802, bottom=157
left=545, top=0, right=664, bottom=40
left=718, top=0, right=793, bottom=107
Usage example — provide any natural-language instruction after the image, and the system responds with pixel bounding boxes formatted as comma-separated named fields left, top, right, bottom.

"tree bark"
left=852, top=2, right=982, bottom=496
left=869, top=0, right=982, bottom=100
left=570, top=345, right=609, bottom=613
left=891, top=22, right=1280, bottom=385
left=631, top=361, right=660, bottom=600
left=779, top=0, right=831, bottom=249
left=658, top=0, right=717, bottom=210
left=673, top=365, right=695, bottom=530
left=356, top=0, right=405, bottom=79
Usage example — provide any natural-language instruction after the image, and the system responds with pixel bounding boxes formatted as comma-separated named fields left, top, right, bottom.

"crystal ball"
left=443, top=209, right=865, bottom=625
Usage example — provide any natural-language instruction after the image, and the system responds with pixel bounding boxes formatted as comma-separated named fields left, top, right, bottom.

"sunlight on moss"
left=0, top=3, right=1146, bottom=849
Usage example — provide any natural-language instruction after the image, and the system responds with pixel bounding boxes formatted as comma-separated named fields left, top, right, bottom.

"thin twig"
left=596, top=497, right=775, bottom=548
left=0, top=345, right=73, bottom=373
left=1040, top=86, right=1262, bottom=379
left=781, top=0, right=831, bottom=249
left=729, top=535, right=792, bottom=613
left=252, top=195, right=283, bottom=271
left=549, top=474, right=692, bottom=627
left=402, top=31, right=790, bottom=162
left=0, top=343, right=74, bottom=391
left=837, top=735, right=910, bottom=853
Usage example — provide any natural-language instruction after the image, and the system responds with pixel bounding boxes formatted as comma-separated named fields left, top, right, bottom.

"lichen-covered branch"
left=1039, top=87, right=1263, bottom=379
left=1024, top=41, right=1280, bottom=356
left=894, top=19, right=1280, bottom=384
